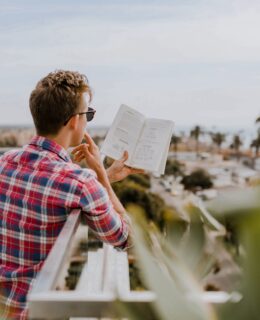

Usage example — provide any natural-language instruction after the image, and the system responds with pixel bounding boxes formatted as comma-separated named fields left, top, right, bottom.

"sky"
left=0, top=0, right=260, bottom=134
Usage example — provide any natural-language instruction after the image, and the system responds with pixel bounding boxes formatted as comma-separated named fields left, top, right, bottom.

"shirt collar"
left=29, top=136, right=72, bottom=163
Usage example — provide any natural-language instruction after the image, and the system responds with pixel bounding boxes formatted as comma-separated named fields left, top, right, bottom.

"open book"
left=100, top=104, right=174, bottom=175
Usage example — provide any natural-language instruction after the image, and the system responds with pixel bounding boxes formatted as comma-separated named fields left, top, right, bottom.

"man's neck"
left=43, top=131, right=70, bottom=150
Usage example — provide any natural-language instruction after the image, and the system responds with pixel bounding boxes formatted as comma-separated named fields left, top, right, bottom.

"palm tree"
left=250, top=138, right=260, bottom=157
left=190, top=125, right=203, bottom=157
left=250, top=118, right=260, bottom=166
left=250, top=128, right=260, bottom=169
left=170, top=134, right=181, bottom=157
left=210, top=132, right=226, bottom=153
left=230, top=134, right=243, bottom=161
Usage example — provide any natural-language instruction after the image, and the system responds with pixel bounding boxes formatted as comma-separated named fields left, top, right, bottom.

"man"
left=0, top=70, right=141, bottom=319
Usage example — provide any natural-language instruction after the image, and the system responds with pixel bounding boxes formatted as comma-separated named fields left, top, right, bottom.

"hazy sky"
left=1, top=0, right=260, bottom=131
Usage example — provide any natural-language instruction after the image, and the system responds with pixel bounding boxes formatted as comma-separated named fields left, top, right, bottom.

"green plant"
left=207, top=187, right=260, bottom=320
left=116, top=212, right=217, bottom=320
left=181, top=169, right=213, bottom=191
left=126, top=173, right=151, bottom=188
left=113, top=179, right=166, bottom=229
left=115, top=185, right=260, bottom=320
left=164, top=159, right=185, bottom=177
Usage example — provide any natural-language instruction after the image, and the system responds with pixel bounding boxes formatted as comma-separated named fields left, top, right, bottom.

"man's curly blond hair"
left=30, top=70, right=92, bottom=135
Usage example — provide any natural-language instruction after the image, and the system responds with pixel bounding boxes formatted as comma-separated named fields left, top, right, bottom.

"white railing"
left=27, top=209, right=155, bottom=319
left=28, top=205, right=241, bottom=319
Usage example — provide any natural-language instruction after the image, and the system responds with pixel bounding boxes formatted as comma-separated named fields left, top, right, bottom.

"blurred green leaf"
left=131, top=213, right=217, bottom=320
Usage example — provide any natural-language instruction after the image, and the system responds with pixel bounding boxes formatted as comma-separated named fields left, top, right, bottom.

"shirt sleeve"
left=78, top=174, right=130, bottom=250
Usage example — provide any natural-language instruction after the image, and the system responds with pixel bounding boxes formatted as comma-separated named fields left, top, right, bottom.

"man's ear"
left=67, top=114, right=79, bottom=130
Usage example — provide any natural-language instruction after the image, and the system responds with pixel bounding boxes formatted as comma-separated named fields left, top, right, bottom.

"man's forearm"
left=96, top=167, right=126, bottom=215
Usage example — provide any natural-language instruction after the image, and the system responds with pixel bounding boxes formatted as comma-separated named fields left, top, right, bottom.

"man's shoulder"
left=0, top=148, right=22, bottom=162
left=0, top=146, right=100, bottom=190
left=59, top=163, right=98, bottom=185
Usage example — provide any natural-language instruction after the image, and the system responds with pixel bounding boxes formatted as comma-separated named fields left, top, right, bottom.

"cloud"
left=0, top=0, right=259, bottom=128
left=1, top=0, right=260, bottom=67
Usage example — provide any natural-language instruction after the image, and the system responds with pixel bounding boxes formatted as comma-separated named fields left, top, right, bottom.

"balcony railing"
left=27, top=209, right=155, bottom=319
left=28, top=203, right=241, bottom=319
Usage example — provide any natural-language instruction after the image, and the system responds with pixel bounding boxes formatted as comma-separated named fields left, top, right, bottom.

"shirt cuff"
left=115, top=212, right=134, bottom=251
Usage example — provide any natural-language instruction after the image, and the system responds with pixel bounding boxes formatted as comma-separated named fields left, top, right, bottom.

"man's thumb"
left=121, top=150, right=129, bottom=162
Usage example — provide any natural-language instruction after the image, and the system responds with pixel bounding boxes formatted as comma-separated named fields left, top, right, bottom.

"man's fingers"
left=128, top=167, right=145, bottom=174
left=71, top=144, right=89, bottom=154
left=73, top=150, right=84, bottom=158
left=84, top=132, right=95, bottom=147
left=134, top=169, right=146, bottom=174
left=74, top=155, right=85, bottom=162
left=120, top=150, right=129, bottom=162
left=71, top=145, right=82, bottom=154
left=74, top=147, right=91, bottom=162
left=73, top=144, right=92, bottom=160
left=74, top=151, right=84, bottom=158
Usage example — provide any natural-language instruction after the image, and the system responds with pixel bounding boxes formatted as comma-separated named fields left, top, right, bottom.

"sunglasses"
left=64, top=107, right=96, bottom=125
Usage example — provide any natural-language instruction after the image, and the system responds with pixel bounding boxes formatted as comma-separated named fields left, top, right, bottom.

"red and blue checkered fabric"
left=0, top=136, right=129, bottom=319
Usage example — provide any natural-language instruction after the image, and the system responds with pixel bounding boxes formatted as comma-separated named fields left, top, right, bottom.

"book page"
left=100, top=104, right=145, bottom=163
left=155, top=131, right=173, bottom=175
left=129, top=119, right=174, bottom=172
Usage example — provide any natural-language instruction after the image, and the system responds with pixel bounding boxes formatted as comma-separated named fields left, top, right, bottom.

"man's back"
left=0, top=136, right=129, bottom=319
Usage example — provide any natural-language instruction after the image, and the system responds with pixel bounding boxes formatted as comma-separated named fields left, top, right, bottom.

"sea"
left=0, top=124, right=258, bottom=149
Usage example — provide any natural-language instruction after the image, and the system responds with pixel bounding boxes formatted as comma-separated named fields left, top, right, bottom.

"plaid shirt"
left=0, top=136, right=129, bottom=319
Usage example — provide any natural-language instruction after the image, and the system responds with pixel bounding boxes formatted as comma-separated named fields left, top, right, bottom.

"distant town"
left=1, top=122, right=260, bottom=201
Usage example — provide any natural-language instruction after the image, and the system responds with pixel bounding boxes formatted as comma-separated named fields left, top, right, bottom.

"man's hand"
left=71, top=132, right=104, bottom=174
left=106, top=151, right=145, bottom=183
left=72, top=135, right=144, bottom=183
